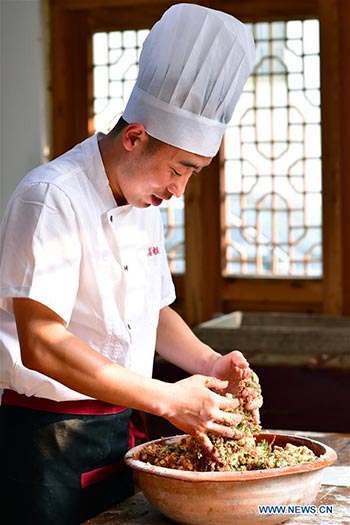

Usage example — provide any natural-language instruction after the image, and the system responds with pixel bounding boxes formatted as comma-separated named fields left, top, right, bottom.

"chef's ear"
left=122, top=122, right=147, bottom=151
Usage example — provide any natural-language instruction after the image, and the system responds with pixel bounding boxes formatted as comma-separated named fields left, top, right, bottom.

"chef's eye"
left=172, top=168, right=196, bottom=177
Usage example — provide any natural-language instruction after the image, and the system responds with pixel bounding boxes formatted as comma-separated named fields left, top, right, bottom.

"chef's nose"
left=167, top=176, right=190, bottom=198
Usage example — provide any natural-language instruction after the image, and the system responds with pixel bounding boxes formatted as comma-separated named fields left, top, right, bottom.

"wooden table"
left=83, top=431, right=350, bottom=525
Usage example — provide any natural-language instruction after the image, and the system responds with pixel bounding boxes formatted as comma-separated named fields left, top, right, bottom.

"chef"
left=0, top=3, right=260, bottom=524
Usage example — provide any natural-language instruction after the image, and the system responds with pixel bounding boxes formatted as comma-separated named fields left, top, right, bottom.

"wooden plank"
left=211, top=0, right=318, bottom=21
left=51, top=0, right=174, bottom=10
left=319, top=0, right=343, bottom=314
left=88, top=4, right=172, bottom=32
left=50, top=6, right=90, bottom=157
left=184, top=156, right=221, bottom=326
left=339, top=0, right=350, bottom=315
left=184, top=174, right=205, bottom=326
left=198, top=156, right=222, bottom=320
left=222, top=300, right=323, bottom=314
left=51, top=0, right=318, bottom=20
left=222, top=278, right=323, bottom=304
left=72, top=0, right=320, bottom=33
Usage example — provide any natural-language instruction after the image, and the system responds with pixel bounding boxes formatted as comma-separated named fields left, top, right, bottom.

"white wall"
left=0, top=0, right=47, bottom=218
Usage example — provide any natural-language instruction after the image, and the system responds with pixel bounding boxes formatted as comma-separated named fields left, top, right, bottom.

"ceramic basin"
left=124, top=432, right=337, bottom=525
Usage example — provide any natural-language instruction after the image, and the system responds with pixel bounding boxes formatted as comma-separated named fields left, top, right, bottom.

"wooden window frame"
left=49, top=0, right=350, bottom=326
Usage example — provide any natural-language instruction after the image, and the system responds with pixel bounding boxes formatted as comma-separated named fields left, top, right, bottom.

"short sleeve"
left=157, top=213, right=176, bottom=308
left=0, top=182, right=81, bottom=324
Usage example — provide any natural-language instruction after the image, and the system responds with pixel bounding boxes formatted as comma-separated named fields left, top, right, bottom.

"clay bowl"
left=124, top=432, right=337, bottom=525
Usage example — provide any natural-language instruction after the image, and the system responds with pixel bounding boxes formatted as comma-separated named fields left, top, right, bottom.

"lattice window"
left=223, top=20, right=321, bottom=277
left=92, top=30, right=185, bottom=274
left=93, top=30, right=147, bottom=130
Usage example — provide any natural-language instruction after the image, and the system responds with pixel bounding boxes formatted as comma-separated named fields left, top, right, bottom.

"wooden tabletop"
left=83, top=431, right=350, bottom=525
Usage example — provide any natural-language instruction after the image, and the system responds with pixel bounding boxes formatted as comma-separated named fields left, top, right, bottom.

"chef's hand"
left=208, top=350, right=263, bottom=424
left=165, top=374, right=243, bottom=453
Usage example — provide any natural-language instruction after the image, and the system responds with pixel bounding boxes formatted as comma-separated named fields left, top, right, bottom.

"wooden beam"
left=50, top=0, right=318, bottom=20
left=319, top=0, right=344, bottom=314
left=50, top=6, right=90, bottom=156
left=184, top=156, right=221, bottom=326
left=209, top=0, right=318, bottom=22
left=339, top=0, right=350, bottom=314
left=222, top=278, right=322, bottom=305
left=88, top=5, right=170, bottom=32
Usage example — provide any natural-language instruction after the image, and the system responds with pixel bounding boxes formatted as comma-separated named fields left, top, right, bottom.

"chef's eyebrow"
left=179, top=160, right=200, bottom=169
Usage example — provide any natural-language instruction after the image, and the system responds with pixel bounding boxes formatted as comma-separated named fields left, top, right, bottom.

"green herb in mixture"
left=140, top=370, right=319, bottom=472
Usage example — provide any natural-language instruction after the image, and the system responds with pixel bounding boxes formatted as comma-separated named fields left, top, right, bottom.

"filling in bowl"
left=140, top=370, right=319, bottom=472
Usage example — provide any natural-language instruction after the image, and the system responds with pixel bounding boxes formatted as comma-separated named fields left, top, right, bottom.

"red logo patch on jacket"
left=147, top=246, right=160, bottom=256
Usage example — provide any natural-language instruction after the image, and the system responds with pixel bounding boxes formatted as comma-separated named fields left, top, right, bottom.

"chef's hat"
left=123, top=3, right=255, bottom=157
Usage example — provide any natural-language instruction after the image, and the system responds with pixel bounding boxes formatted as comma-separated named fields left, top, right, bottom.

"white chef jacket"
left=0, top=134, right=176, bottom=401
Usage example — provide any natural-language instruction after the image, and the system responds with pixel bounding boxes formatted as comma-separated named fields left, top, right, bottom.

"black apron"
left=0, top=390, right=144, bottom=525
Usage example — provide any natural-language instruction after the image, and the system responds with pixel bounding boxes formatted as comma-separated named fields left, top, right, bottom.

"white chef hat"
left=123, top=3, right=255, bottom=157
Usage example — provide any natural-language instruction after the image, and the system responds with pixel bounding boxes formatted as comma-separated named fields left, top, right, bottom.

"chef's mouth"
left=151, top=194, right=171, bottom=206
left=151, top=195, right=163, bottom=206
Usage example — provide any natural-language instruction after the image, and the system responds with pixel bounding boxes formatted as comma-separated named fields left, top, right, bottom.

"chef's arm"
left=156, top=306, right=250, bottom=375
left=155, top=305, right=221, bottom=374
left=12, top=297, right=241, bottom=447
left=156, top=306, right=263, bottom=422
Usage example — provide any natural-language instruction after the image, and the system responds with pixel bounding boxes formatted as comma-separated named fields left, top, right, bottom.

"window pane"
left=91, top=30, right=185, bottom=274
left=223, top=20, right=322, bottom=277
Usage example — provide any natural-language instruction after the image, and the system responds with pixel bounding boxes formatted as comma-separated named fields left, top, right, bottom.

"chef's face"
left=116, top=125, right=212, bottom=208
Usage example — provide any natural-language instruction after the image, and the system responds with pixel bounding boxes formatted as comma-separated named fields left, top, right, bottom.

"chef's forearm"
left=13, top=297, right=175, bottom=417
left=156, top=306, right=220, bottom=375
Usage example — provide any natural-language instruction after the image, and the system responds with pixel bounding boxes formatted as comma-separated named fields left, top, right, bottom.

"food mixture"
left=139, top=370, right=319, bottom=472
